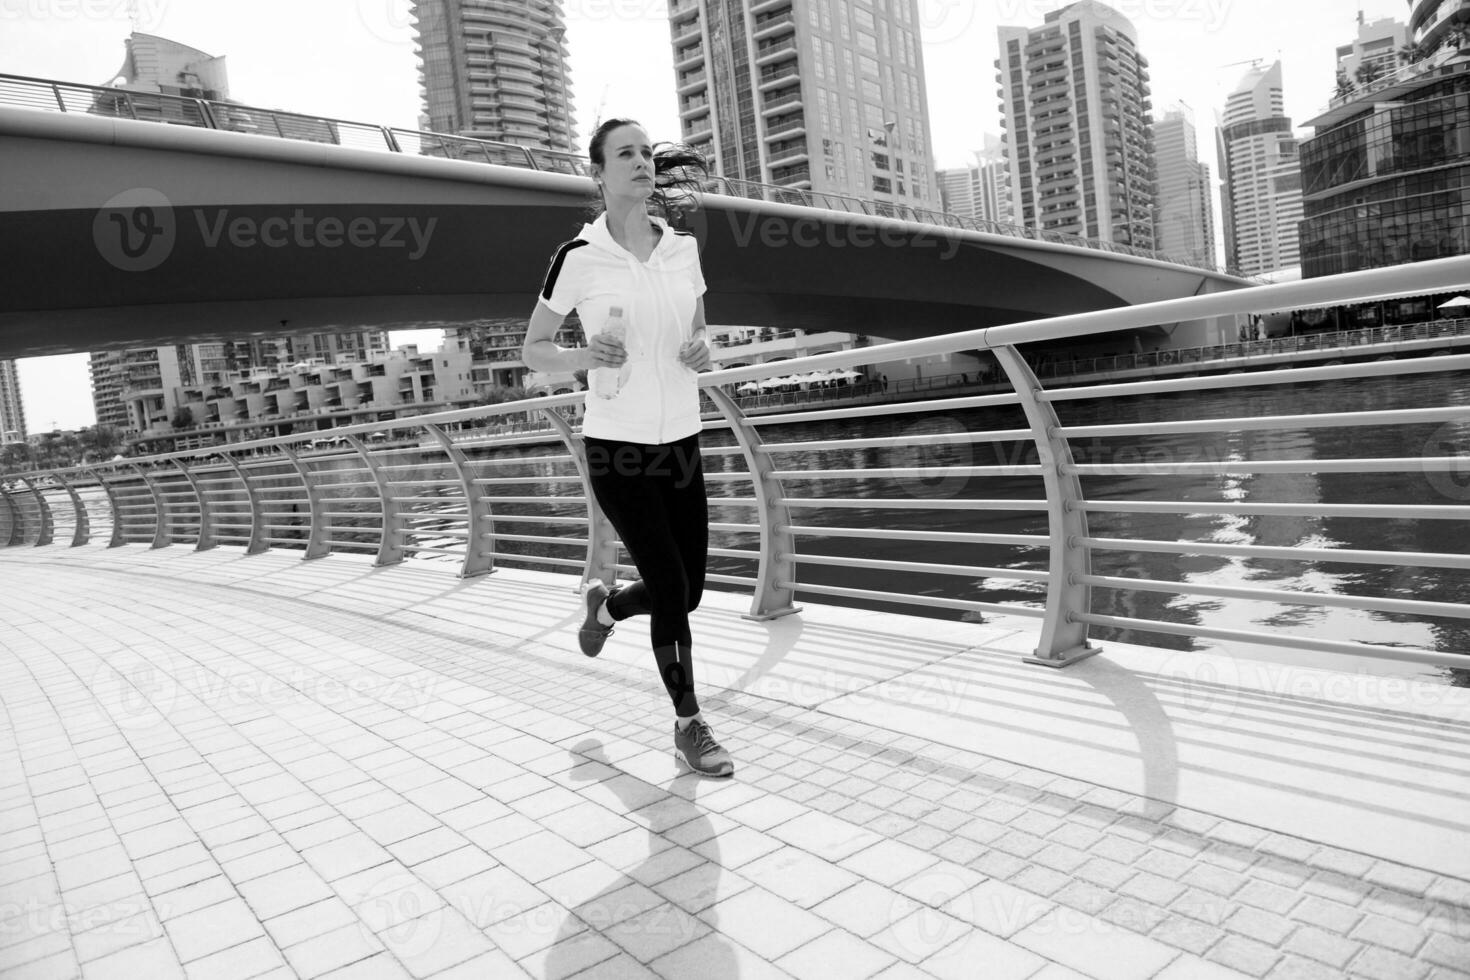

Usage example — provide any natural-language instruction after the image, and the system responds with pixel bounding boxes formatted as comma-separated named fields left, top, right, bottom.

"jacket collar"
left=580, top=212, right=672, bottom=266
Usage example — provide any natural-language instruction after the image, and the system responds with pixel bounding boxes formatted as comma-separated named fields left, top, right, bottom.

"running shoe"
left=674, top=718, right=735, bottom=777
left=578, top=580, right=615, bottom=657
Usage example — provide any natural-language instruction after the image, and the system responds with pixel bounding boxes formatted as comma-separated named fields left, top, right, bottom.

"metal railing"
left=0, top=71, right=1236, bottom=276
left=1032, top=316, right=1470, bottom=380
left=5, top=257, right=1469, bottom=672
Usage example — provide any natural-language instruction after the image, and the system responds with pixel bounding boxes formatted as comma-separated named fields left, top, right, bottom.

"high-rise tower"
left=667, top=0, right=940, bottom=206
left=0, top=360, right=25, bottom=444
left=996, top=1, right=1156, bottom=250
left=1153, top=104, right=1216, bottom=269
left=937, top=135, right=1013, bottom=226
left=413, top=0, right=574, bottom=152
left=1216, top=61, right=1302, bottom=277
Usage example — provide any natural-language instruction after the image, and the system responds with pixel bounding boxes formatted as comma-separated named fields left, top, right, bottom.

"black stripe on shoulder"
left=671, top=229, right=696, bottom=238
left=540, top=239, right=590, bottom=301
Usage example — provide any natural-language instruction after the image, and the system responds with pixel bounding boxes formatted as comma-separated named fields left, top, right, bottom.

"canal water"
left=696, top=369, right=1469, bottom=682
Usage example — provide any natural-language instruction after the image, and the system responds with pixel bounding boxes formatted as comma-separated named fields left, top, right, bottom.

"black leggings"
left=584, top=433, right=708, bottom=717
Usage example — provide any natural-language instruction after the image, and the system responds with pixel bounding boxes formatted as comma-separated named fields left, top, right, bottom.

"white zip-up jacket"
left=539, top=213, right=707, bottom=445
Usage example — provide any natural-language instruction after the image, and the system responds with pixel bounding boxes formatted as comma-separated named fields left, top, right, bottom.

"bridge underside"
left=0, top=109, right=1248, bottom=359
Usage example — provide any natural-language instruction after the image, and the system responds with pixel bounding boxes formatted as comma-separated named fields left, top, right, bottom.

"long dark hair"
left=588, top=117, right=708, bottom=220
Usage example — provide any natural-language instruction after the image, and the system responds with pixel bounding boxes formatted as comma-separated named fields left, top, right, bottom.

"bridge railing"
left=0, top=71, right=1234, bottom=276
left=1032, top=316, right=1470, bottom=380
left=4, top=256, right=1469, bottom=673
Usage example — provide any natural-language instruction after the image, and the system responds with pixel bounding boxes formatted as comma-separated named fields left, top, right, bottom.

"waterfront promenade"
left=2, top=545, right=1467, bottom=980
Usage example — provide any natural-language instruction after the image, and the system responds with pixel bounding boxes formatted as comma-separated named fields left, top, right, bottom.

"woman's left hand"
left=678, top=332, right=713, bottom=372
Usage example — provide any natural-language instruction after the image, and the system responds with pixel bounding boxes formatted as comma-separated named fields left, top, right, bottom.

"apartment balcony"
left=679, top=93, right=709, bottom=115
left=769, top=164, right=810, bottom=185
left=765, top=111, right=805, bottom=137
left=757, top=62, right=801, bottom=91
left=754, top=35, right=797, bottom=66
left=752, top=7, right=795, bottom=39
left=761, top=87, right=803, bottom=112
left=675, top=43, right=705, bottom=68
left=750, top=0, right=788, bottom=12
left=677, top=68, right=706, bottom=93
left=682, top=116, right=713, bottom=142
left=766, top=139, right=808, bottom=166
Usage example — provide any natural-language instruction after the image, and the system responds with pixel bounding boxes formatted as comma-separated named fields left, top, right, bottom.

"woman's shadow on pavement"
left=541, top=739, right=743, bottom=978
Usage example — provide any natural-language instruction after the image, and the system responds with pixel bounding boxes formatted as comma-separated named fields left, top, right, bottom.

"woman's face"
left=595, top=124, right=654, bottom=205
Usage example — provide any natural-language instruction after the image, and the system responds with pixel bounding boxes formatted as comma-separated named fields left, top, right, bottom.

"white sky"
left=2, top=0, right=1404, bottom=431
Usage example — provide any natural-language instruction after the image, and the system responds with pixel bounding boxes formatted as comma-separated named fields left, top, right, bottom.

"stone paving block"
left=1013, top=906, right=1180, bottom=980
left=237, top=863, right=336, bottom=922
left=314, top=952, right=414, bottom=979
left=1283, top=924, right=1362, bottom=970
left=943, top=879, right=1053, bottom=940
left=280, top=921, right=385, bottom=979
left=181, top=935, right=286, bottom=980
left=79, top=936, right=185, bottom=980
left=699, top=887, right=830, bottom=962
left=776, top=927, right=896, bottom=980
left=766, top=811, right=882, bottom=863
left=72, top=908, right=166, bottom=964
left=152, top=875, right=237, bottom=922
left=1346, top=945, right=1434, bottom=980
left=165, top=897, right=267, bottom=965
left=740, top=847, right=858, bottom=909
left=6, top=949, right=81, bottom=980
left=1204, top=934, right=1281, bottom=978
left=1224, top=905, right=1297, bottom=947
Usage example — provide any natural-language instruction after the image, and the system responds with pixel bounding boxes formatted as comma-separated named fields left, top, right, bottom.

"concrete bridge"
left=0, top=81, right=1251, bottom=359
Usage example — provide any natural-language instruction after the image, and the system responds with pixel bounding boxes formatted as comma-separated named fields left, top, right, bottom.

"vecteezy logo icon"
left=357, top=0, right=416, bottom=45
left=916, top=0, right=978, bottom=45
left=93, top=188, right=176, bottom=272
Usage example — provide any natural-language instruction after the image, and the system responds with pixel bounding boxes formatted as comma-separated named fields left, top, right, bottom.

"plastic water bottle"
left=590, top=306, right=629, bottom=399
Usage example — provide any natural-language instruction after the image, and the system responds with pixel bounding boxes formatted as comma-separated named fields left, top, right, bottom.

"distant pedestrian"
left=522, top=118, right=733, bottom=777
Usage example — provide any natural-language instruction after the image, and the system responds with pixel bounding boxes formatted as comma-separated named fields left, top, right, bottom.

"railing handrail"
left=5, top=258, right=1470, bottom=671
left=0, top=70, right=1243, bottom=276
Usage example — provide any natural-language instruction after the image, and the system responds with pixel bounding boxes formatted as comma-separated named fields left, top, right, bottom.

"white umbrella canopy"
left=1438, top=295, right=1470, bottom=309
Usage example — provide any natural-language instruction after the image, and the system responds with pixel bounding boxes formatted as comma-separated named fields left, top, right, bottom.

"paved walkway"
left=1, top=546, right=1467, bottom=980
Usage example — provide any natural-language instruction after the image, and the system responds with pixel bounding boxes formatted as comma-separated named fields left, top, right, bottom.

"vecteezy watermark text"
left=194, top=209, right=437, bottom=260
left=723, top=211, right=963, bottom=260
left=0, top=0, right=168, bottom=25
left=94, top=189, right=439, bottom=271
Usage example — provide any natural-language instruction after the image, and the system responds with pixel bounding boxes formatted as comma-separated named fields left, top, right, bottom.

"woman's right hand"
left=587, top=331, right=628, bottom=368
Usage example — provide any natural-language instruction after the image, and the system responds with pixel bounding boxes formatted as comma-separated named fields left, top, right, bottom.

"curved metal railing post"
left=539, top=408, right=615, bottom=591
left=704, top=387, right=802, bottom=620
left=51, top=471, right=90, bottom=546
left=216, top=453, right=268, bottom=555
left=127, top=462, right=170, bottom=549
left=88, top=467, right=127, bottom=548
left=418, top=424, right=492, bottom=578
left=279, top=445, right=329, bottom=560
left=171, top=458, right=213, bottom=551
left=341, top=435, right=405, bottom=568
left=17, top=477, right=53, bottom=546
left=1, top=482, right=22, bottom=546
left=992, top=345, right=1101, bottom=667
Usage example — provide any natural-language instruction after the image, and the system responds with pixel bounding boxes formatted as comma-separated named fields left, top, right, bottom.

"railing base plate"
left=742, top=605, right=803, bottom=622
left=1024, top=644, right=1103, bottom=668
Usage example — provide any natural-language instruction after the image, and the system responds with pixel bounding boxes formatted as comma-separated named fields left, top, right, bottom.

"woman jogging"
left=522, top=118, right=732, bottom=778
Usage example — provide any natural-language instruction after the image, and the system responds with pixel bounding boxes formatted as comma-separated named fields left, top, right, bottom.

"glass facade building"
left=1299, top=56, right=1470, bottom=277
